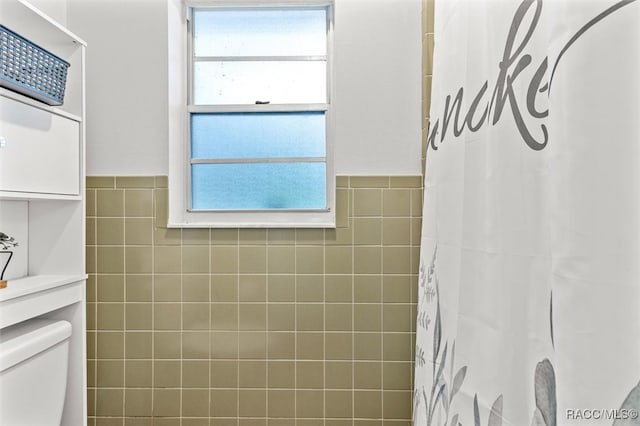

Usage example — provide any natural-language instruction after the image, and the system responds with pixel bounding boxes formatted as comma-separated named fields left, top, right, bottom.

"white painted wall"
left=333, top=0, right=422, bottom=174
left=67, top=0, right=422, bottom=176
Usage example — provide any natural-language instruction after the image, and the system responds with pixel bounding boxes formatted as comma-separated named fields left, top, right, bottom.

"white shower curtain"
left=414, top=1, right=640, bottom=425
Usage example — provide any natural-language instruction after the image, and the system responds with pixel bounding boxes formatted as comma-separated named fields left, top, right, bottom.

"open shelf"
left=0, top=274, right=86, bottom=303
left=0, top=275, right=85, bottom=329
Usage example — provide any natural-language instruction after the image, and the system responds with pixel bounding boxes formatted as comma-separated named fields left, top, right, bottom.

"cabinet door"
left=0, top=96, right=80, bottom=196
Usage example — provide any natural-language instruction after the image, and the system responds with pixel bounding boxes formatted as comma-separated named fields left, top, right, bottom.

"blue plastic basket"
left=0, top=25, right=70, bottom=106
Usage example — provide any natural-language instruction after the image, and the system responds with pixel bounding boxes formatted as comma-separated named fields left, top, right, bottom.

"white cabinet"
left=0, top=1, right=87, bottom=425
left=0, top=97, right=81, bottom=196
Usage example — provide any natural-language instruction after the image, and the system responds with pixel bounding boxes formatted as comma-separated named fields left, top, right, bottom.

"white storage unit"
left=0, top=1, right=87, bottom=425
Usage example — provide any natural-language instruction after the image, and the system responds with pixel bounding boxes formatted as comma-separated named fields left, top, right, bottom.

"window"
left=169, top=1, right=335, bottom=228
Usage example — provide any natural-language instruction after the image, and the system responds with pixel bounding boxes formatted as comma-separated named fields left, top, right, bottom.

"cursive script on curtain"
left=428, top=0, right=637, bottom=152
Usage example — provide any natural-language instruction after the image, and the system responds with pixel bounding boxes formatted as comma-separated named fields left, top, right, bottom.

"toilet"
left=0, top=319, right=72, bottom=426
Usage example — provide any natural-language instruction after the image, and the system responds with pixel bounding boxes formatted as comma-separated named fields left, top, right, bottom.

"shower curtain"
left=414, top=1, right=640, bottom=425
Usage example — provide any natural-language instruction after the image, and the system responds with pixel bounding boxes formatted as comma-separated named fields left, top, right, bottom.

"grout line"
left=150, top=186, right=156, bottom=419
left=208, top=230, right=213, bottom=420
left=379, top=186, right=385, bottom=423
left=293, top=228, right=298, bottom=424
left=350, top=179, right=355, bottom=426
left=236, top=229, right=240, bottom=425
left=120, top=189, right=126, bottom=424
left=265, top=229, right=270, bottom=420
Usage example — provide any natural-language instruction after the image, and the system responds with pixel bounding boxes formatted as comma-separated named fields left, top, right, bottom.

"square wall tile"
left=239, top=389, right=266, bottom=417
left=268, top=304, right=295, bottom=331
left=354, top=391, right=382, bottom=419
left=267, top=332, right=295, bottom=359
left=326, top=390, right=353, bottom=418
left=239, top=275, right=267, bottom=302
left=97, top=275, right=124, bottom=302
left=154, top=360, right=181, bottom=388
left=296, top=246, right=324, bottom=274
left=183, top=331, right=211, bottom=358
left=354, top=361, right=381, bottom=389
left=124, top=218, right=153, bottom=245
left=125, top=331, right=152, bottom=359
left=325, top=246, right=353, bottom=274
left=155, top=246, right=182, bottom=274
left=182, top=274, right=209, bottom=301
left=96, top=388, right=124, bottom=416
left=125, top=246, right=152, bottom=274
left=296, top=390, right=323, bottom=418
left=125, top=360, right=152, bottom=387
left=182, top=246, right=210, bottom=274
left=96, top=218, right=124, bottom=245
left=211, top=246, right=239, bottom=273
left=296, top=303, right=323, bottom=331
left=238, top=331, right=266, bottom=359
left=183, top=303, right=209, bottom=330
left=353, top=218, right=382, bottom=245
left=125, top=189, right=153, bottom=217
left=124, top=388, right=152, bottom=417
left=268, top=389, right=295, bottom=418
left=325, top=304, right=352, bottom=331
left=325, top=333, right=352, bottom=360
left=325, top=275, right=353, bottom=303
left=296, top=275, right=323, bottom=302
left=267, top=361, right=295, bottom=388
left=267, top=246, right=295, bottom=274
left=211, top=360, right=238, bottom=388
left=239, top=246, right=267, bottom=273
left=96, top=189, right=124, bottom=217
left=325, top=361, right=352, bottom=389
left=212, top=275, right=238, bottom=302
left=126, top=274, right=152, bottom=302
left=297, top=360, right=324, bottom=389
left=211, top=390, right=238, bottom=417
left=239, top=360, right=266, bottom=388
left=295, top=332, right=323, bottom=360
left=353, top=189, right=382, bottom=217
left=182, top=389, right=210, bottom=417
left=97, top=247, right=124, bottom=274
left=153, top=389, right=181, bottom=417
left=268, top=275, right=295, bottom=302
left=211, top=331, right=239, bottom=359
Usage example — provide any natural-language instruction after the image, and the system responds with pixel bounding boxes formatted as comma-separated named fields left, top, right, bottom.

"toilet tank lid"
left=0, top=319, right=72, bottom=373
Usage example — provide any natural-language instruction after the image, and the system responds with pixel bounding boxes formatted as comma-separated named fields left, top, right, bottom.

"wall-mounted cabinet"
left=0, top=1, right=87, bottom=425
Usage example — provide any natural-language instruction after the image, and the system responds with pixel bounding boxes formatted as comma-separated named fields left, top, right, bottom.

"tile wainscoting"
left=86, top=175, right=422, bottom=426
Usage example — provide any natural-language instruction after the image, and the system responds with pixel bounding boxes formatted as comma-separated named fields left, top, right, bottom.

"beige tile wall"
left=86, top=175, right=422, bottom=426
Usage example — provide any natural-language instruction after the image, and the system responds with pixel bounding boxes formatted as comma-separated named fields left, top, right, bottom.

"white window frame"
left=168, top=0, right=335, bottom=228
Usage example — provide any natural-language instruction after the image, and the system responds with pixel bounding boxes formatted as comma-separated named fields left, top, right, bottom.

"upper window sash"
left=187, top=4, right=331, bottom=107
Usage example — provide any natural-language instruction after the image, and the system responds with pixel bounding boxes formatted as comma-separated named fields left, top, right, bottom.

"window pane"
left=191, top=112, right=325, bottom=159
left=191, top=162, right=326, bottom=210
left=193, top=61, right=326, bottom=105
left=193, top=8, right=327, bottom=57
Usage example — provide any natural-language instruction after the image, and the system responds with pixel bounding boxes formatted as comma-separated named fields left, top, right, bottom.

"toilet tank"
left=0, top=319, right=72, bottom=426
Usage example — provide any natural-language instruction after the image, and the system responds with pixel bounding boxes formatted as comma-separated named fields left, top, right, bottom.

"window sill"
left=168, top=206, right=335, bottom=229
